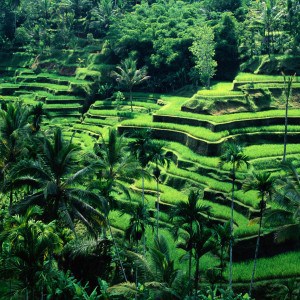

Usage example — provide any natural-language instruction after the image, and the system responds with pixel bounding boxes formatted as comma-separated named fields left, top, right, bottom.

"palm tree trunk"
left=188, top=251, right=192, bottom=282
left=249, top=197, right=264, bottom=297
left=107, top=217, right=128, bottom=282
left=283, top=83, right=289, bottom=163
left=135, top=239, right=139, bottom=299
left=194, top=254, right=200, bottom=296
left=229, top=164, right=236, bottom=290
left=156, top=178, right=160, bottom=238
left=142, top=170, right=146, bottom=256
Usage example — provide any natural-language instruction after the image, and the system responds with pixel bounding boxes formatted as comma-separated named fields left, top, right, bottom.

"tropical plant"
left=0, top=101, right=31, bottom=210
left=213, top=222, right=231, bottom=279
left=219, top=141, right=249, bottom=290
left=128, top=128, right=153, bottom=255
left=268, top=160, right=300, bottom=243
left=282, top=72, right=296, bottom=162
left=111, top=57, right=150, bottom=112
left=92, top=128, right=141, bottom=205
left=243, top=171, right=276, bottom=297
left=170, top=189, right=210, bottom=281
left=108, top=234, right=186, bottom=300
left=150, top=141, right=171, bottom=237
left=10, top=128, right=105, bottom=235
left=29, top=102, right=49, bottom=133
left=0, top=206, right=63, bottom=299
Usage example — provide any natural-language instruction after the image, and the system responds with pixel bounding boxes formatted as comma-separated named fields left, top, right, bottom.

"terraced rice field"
left=1, top=59, right=299, bottom=286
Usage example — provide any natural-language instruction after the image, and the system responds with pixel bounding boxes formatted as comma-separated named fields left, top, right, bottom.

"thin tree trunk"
left=188, top=251, right=192, bottom=282
left=229, top=164, right=236, bottom=290
left=249, top=197, right=264, bottom=297
left=142, top=170, right=146, bottom=256
left=107, top=218, right=128, bottom=282
left=194, top=255, right=200, bottom=296
left=283, top=80, right=289, bottom=163
left=156, top=178, right=159, bottom=238
left=135, top=239, right=138, bottom=300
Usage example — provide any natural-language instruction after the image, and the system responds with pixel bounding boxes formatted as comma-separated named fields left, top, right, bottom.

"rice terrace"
left=0, top=0, right=299, bottom=299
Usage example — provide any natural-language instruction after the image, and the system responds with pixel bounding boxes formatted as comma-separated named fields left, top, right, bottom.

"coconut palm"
left=90, top=129, right=141, bottom=282
left=243, top=171, right=276, bottom=297
left=92, top=129, right=141, bottom=206
left=0, top=102, right=31, bottom=210
left=29, top=102, right=50, bottom=133
left=219, top=141, right=249, bottom=289
left=282, top=72, right=296, bottom=162
left=150, top=141, right=171, bottom=237
left=108, top=234, right=185, bottom=300
left=129, top=128, right=153, bottom=255
left=170, top=190, right=210, bottom=281
left=10, top=128, right=105, bottom=235
left=122, top=202, right=151, bottom=290
left=267, top=160, right=300, bottom=243
left=178, top=224, right=214, bottom=296
left=111, top=57, right=150, bottom=112
left=213, top=222, right=231, bottom=279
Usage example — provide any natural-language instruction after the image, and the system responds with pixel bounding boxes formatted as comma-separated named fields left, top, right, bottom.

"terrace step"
left=119, top=125, right=300, bottom=156
left=153, top=114, right=300, bottom=132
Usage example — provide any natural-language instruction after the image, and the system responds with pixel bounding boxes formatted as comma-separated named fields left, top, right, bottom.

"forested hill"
left=0, top=0, right=299, bottom=91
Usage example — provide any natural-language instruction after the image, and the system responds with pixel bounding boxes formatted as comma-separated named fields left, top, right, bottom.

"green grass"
left=235, top=72, right=300, bottom=82
left=83, top=117, right=117, bottom=126
left=231, top=251, right=300, bottom=282
left=121, top=115, right=227, bottom=142
left=156, top=103, right=300, bottom=124
left=44, top=104, right=81, bottom=109
left=244, top=144, right=300, bottom=159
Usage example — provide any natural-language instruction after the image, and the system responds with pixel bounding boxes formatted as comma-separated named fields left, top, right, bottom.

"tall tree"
left=150, top=142, right=170, bottom=238
left=243, top=171, right=276, bottom=297
left=213, top=222, right=231, bottom=279
left=111, top=57, right=150, bottom=112
left=10, top=128, right=105, bottom=234
left=189, top=25, right=217, bottom=89
left=170, top=190, right=210, bottom=282
left=0, top=102, right=31, bottom=210
left=129, top=128, right=153, bottom=255
left=282, top=72, right=296, bottom=162
left=268, top=160, right=300, bottom=243
left=219, top=141, right=249, bottom=290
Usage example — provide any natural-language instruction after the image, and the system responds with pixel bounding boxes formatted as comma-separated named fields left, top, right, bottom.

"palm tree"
left=29, top=102, right=50, bottom=133
left=213, top=222, right=231, bottom=279
left=92, top=129, right=141, bottom=205
left=10, top=128, right=105, bottom=235
left=243, top=171, right=276, bottom=297
left=90, top=129, right=141, bottom=282
left=129, top=128, right=153, bottom=255
left=111, top=57, right=150, bottom=112
left=267, top=160, right=300, bottom=243
left=150, top=141, right=171, bottom=237
left=108, top=234, right=185, bottom=300
left=0, top=206, right=63, bottom=299
left=282, top=72, right=296, bottom=162
left=219, top=141, right=249, bottom=289
left=190, top=225, right=215, bottom=295
left=0, top=102, right=31, bottom=210
left=170, top=190, right=210, bottom=281
left=122, top=202, right=151, bottom=290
